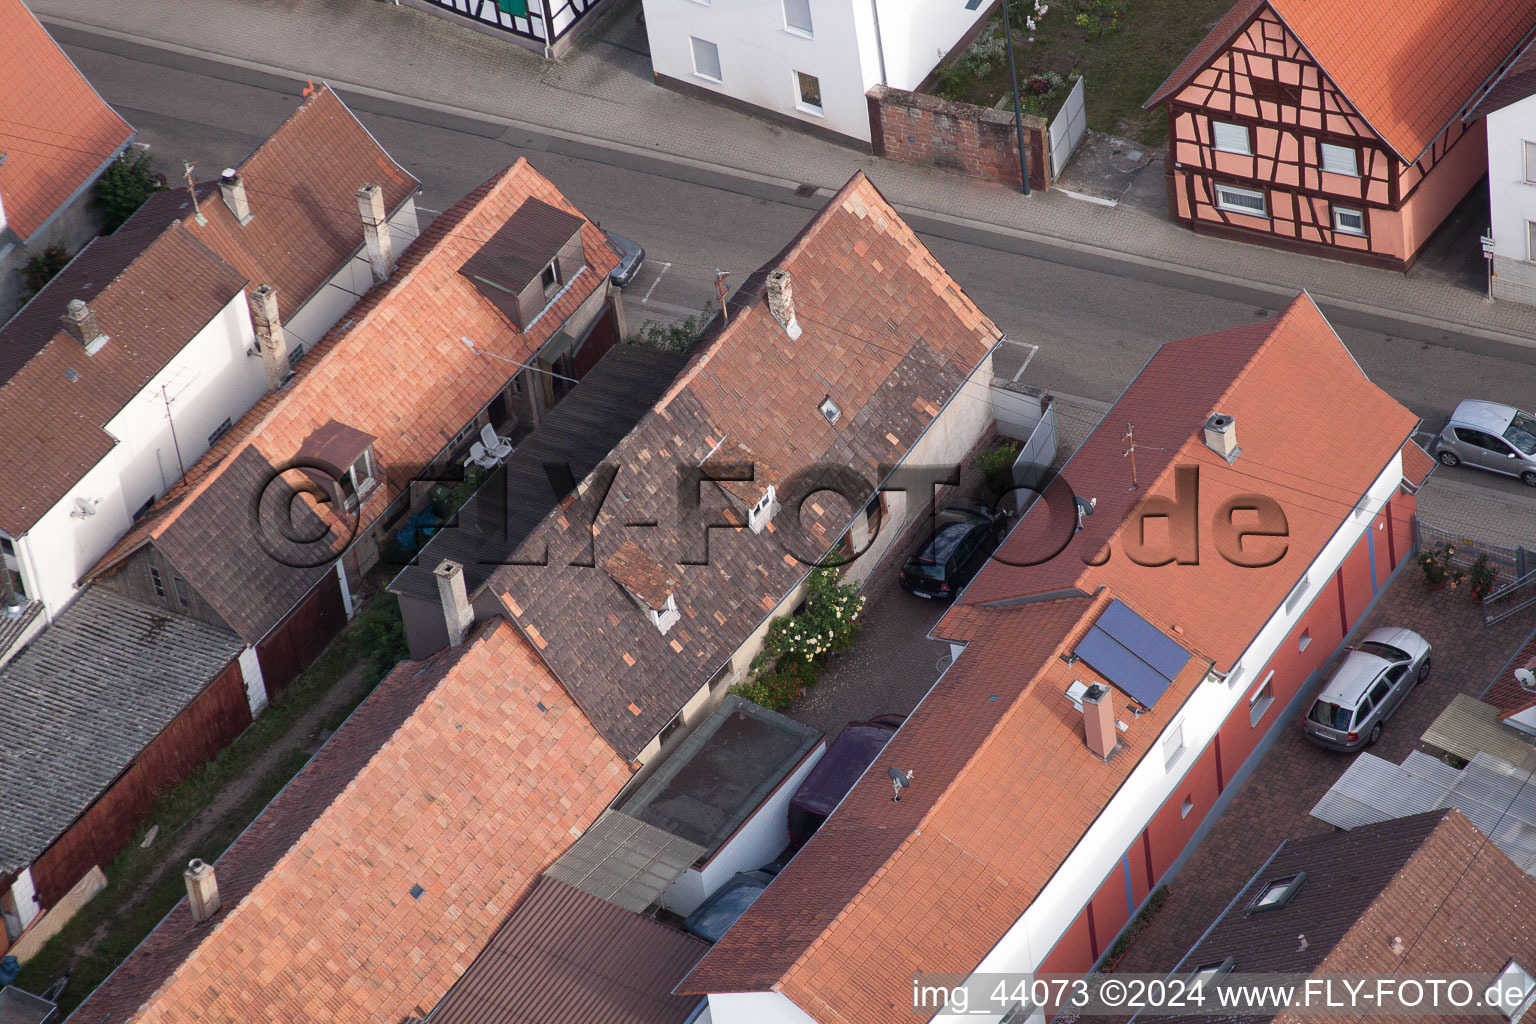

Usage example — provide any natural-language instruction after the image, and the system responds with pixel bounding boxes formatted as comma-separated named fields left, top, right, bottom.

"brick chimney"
left=184, top=858, right=221, bottom=923
left=1082, top=683, right=1119, bottom=761
left=61, top=299, right=108, bottom=355
left=219, top=169, right=252, bottom=225
left=765, top=268, right=802, bottom=340
left=356, top=183, right=395, bottom=284
left=434, top=559, right=474, bottom=648
left=248, top=285, right=291, bottom=390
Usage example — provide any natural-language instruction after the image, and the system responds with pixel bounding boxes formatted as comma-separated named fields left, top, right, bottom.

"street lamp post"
left=964, top=0, right=1031, bottom=195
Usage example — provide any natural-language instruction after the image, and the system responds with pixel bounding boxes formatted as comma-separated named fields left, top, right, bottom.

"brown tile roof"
left=1145, top=0, right=1536, bottom=161
left=1148, top=809, right=1536, bottom=1022
left=963, top=293, right=1419, bottom=672
left=1470, top=38, right=1536, bottom=119
left=428, top=876, right=708, bottom=1024
left=0, top=0, right=133, bottom=241
left=605, top=538, right=680, bottom=611
left=180, top=85, right=418, bottom=321
left=486, top=172, right=1001, bottom=758
left=69, top=619, right=631, bottom=1024
left=1482, top=628, right=1536, bottom=721
left=682, top=294, right=1421, bottom=1021
left=0, top=207, right=249, bottom=535
left=84, top=159, right=618, bottom=644
left=459, top=196, right=585, bottom=303
left=1400, top=438, right=1437, bottom=490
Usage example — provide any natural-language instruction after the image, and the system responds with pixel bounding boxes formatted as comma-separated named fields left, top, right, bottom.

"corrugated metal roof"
left=0, top=587, right=243, bottom=874
left=1423, top=693, right=1536, bottom=765
left=428, top=876, right=707, bottom=1024
left=544, top=810, right=705, bottom=913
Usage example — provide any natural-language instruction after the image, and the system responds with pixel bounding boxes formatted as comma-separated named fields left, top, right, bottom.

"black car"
left=898, top=506, right=1005, bottom=599
left=604, top=230, right=645, bottom=288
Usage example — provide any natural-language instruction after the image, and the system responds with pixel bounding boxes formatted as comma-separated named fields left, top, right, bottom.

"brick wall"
left=867, top=85, right=1050, bottom=191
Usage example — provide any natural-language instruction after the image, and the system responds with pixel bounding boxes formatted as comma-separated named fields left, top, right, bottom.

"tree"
left=16, top=244, right=71, bottom=298
left=627, top=303, right=715, bottom=353
left=94, top=150, right=166, bottom=233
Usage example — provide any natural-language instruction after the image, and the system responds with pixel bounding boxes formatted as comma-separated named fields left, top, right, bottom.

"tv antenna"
left=889, top=766, right=915, bottom=802
left=1122, top=422, right=1139, bottom=490
left=1516, top=668, right=1536, bottom=691
left=183, top=161, right=206, bottom=225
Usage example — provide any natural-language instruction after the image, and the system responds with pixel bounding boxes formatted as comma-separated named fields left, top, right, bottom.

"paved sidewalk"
left=32, top=0, right=1536, bottom=347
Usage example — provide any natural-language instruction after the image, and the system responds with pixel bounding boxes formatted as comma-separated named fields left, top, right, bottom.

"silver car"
left=1432, top=399, right=1536, bottom=487
left=1303, top=627, right=1432, bottom=751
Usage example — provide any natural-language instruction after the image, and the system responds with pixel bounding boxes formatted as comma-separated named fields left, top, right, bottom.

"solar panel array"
left=1074, top=600, right=1192, bottom=708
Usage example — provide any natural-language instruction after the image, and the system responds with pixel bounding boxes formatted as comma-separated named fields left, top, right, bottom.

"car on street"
left=682, top=869, right=777, bottom=943
left=1302, top=627, right=1432, bottom=751
left=1432, top=399, right=1536, bottom=486
left=604, top=230, right=645, bottom=288
left=787, top=714, right=904, bottom=848
left=898, top=504, right=1007, bottom=599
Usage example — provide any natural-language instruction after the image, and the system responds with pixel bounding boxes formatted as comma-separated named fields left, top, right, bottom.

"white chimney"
left=356, top=183, right=395, bottom=284
left=61, top=299, right=108, bottom=355
left=248, top=285, right=290, bottom=390
left=184, top=858, right=220, bottom=923
left=765, top=269, right=802, bottom=340
left=434, top=559, right=474, bottom=648
left=1203, top=413, right=1239, bottom=462
left=219, top=169, right=252, bottom=225
left=1083, top=683, right=1119, bottom=761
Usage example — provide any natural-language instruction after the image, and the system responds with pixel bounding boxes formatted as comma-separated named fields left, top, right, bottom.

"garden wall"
left=867, top=84, right=1050, bottom=190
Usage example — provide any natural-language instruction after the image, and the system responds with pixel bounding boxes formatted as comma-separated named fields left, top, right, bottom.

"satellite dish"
left=72, top=497, right=96, bottom=517
left=1516, top=667, right=1536, bottom=691
left=888, top=766, right=915, bottom=803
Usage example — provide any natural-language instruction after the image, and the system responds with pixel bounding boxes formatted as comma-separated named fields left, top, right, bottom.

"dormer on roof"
left=459, top=197, right=587, bottom=332
left=604, top=539, right=680, bottom=634
left=703, top=440, right=780, bottom=534
left=296, top=419, right=379, bottom=510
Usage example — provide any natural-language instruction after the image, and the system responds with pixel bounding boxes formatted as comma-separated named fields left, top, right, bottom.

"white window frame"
left=748, top=485, right=779, bottom=533
left=1320, top=142, right=1359, bottom=177
left=1248, top=670, right=1275, bottom=727
left=1495, top=961, right=1536, bottom=1020
left=819, top=396, right=841, bottom=424
left=340, top=450, right=376, bottom=509
left=648, top=592, right=681, bottom=634
left=1214, top=183, right=1267, bottom=218
left=793, top=70, right=823, bottom=116
left=690, top=36, right=722, bottom=83
left=1527, top=220, right=1536, bottom=263
left=1162, top=721, right=1186, bottom=770
left=782, top=0, right=813, bottom=36
left=1332, top=206, right=1366, bottom=236
left=1524, top=141, right=1536, bottom=184
left=1211, top=120, right=1251, bottom=155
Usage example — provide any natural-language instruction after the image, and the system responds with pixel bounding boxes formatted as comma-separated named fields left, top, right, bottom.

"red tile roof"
left=69, top=620, right=631, bottom=1024
left=85, top=159, right=618, bottom=644
left=1146, top=0, right=1536, bottom=161
left=0, top=0, right=133, bottom=241
left=682, top=294, right=1421, bottom=1022
left=1482, top=627, right=1536, bottom=721
left=1469, top=37, right=1536, bottom=119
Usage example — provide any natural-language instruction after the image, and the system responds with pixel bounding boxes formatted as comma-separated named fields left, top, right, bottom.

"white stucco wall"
left=707, top=992, right=821, bottom=1024
left=661, top=740, right=825, bottom=916
left=13, top=294, right=264, bottom=618
left=1488, top=99, right=1536, bottom=305
left=875, top=0, right=991, bottom=90
left=642, top=0, right=881, bottom=142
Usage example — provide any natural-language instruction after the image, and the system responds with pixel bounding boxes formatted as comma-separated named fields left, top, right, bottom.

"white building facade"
left=1485, top=90, right=1536, bottom=305
left=642, top=0, right=994, bottom=145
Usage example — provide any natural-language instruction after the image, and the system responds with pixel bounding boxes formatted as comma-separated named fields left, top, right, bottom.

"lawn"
left=11, top=593, right=407, bottom=1017
left=935, top=0, right=1235, bottom=144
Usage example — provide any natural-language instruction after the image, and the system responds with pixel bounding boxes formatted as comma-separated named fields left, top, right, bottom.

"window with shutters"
left=1214, top=183, right=1266, bottom=217
left=691, top=37, right=722, bottom=82
left=1211, top=120, right=1251, bottom=155
left=1332, top=206, right=1365, bottom=236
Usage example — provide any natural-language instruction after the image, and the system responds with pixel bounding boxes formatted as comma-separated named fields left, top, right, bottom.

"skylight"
left=819, top=396, right=840, bottom=425
left=1246, top=872, right=1305, bottom=913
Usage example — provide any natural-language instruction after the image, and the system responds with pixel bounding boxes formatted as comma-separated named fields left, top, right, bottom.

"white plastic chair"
left=466, top=441, right=499, bottom=472
left=479, top=423, right=513, bottom=461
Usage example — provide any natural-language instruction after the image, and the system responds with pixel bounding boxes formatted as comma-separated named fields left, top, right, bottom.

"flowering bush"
left=734, top=569, right=867, bottom=710
left=1469, top=554, right=1498, bottom=600
left=1418, top=542, right=1465, bottom=588
left=731, top=659, right=821, bottom=711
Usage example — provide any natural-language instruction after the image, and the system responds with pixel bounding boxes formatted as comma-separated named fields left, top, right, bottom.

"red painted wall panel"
left=1040, top=907, right=1096, bottom=977
left=1338, top=534, right=1375, bottom=631
left=1144, top=741, right=1222, bottom=881
left=1089, top=862, right=1132, bottom=956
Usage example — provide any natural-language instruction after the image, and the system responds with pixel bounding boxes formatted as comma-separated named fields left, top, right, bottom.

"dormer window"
left=748, top=485, right=778, bottom=533
left=648, top=593, right=681, bottom=633
left=337, top=449, right=376, bottom=509
left=459, top=198, right=588, bottom=331
left=540, top=260, right=561, bottom=296
left=604, top=539, right=681, bottom=636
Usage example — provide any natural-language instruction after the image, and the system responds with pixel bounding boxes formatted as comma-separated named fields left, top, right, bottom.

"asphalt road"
left=52, top=24, right=1536, bottom=504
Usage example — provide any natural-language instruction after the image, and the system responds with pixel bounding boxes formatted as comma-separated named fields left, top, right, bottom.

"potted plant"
left=1470, top=554, right=1498, bottom=600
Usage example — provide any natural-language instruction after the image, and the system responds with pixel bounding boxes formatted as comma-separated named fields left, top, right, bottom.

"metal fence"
left=1413, top=518, right=1536, bottom=625
left=1048, top=77, right=1087, bottom=180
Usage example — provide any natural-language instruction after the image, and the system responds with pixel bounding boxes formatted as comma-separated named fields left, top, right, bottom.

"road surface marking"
left=642, top=261, right=672, bottom=303
left=1005, top=340, right=1040, bottom=383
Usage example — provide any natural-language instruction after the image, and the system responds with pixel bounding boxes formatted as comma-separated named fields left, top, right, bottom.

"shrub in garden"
left=1469, top=554, right=1497, bottom=600
left=94, top=150, right=166, bottom=233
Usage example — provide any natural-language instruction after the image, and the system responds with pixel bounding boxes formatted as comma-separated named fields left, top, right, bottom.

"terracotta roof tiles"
left=69, top=619, right=631, bottom=1024
left=0, top=0, right=133, bottom=241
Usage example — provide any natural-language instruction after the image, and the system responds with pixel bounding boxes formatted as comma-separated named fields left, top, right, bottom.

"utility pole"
left=183, top=161, right=206, bottom=225
left=162, top=384, right=187, bottom=479
left=714, top=270, right=731, bottom=323
left=998, top=0, right=1032, bottom=196
left=1122, top=422, right=1138, bottom=490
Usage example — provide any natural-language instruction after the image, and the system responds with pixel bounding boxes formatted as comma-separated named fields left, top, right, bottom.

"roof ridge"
left=127, top=162, right=523, bottom=545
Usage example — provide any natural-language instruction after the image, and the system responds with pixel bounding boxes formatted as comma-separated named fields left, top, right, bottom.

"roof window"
left=819, top=396, right=840, bottom=425
left=1494, top=961, right=1536, bottom=1020
left=1246, top=871, right=1305, bottom=913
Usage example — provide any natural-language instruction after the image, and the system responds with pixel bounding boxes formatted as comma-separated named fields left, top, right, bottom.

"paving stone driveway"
left=1111, top=571, right=1536, bottom=976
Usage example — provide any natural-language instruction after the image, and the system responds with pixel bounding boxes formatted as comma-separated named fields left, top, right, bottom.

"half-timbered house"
left=1145, top=0, right=1536, bottom=269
